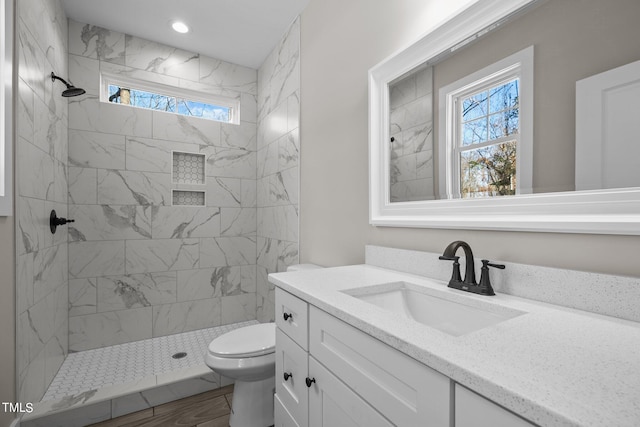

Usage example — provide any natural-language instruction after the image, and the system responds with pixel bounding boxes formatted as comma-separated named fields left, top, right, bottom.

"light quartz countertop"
left=269, top=265, right=640, bottom=427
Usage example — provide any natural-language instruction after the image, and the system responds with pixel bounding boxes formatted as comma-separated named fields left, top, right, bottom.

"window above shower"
left=100, top=72, right=240, bottom=124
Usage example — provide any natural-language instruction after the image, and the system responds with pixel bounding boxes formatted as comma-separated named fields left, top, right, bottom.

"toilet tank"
left=286, top=264, right=323, bottom=272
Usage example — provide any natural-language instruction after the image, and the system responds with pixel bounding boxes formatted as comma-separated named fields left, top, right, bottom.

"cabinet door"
left=308, top=357, right=394, bottom=427
left=276, top=328, right=309, bottom=427
left=310, top=307, right=450, bottom=426
left=455, top=385, right=535, bottom=427
left=276, top=394, right=301, bottom=427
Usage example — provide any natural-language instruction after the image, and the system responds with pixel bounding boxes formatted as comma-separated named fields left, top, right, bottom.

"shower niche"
left=172, top=151, right=206, bottom=206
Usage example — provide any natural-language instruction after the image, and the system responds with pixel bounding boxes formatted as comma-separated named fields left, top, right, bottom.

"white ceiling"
left=60, top=0, right=310, bottom=69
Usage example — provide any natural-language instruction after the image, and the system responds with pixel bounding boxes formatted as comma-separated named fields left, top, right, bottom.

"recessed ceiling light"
left=172, top=21, right=189, bottom=34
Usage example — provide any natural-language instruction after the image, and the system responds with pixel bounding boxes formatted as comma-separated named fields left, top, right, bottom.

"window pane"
left=488, top=110, right=519, bottom=140
left=489, top=79, right=519, bottom=113
left=462, top=91, right=488, bottom=122
left=460, top=140, right=517, bottom=198
left=462, top=118, right=488, bottom=146
left=106, top=83, right=232, bottom=123
left=177, top=99, right=230, bottom=122
left=129, top=89, right=175, bottom=112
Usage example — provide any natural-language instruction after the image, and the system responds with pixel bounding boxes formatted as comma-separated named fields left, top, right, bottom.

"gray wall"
left=299, top=0, right=640, bottom=277
left=256, top=18, right=301, bottom=323
left=15, top=0, right=69, bottom=404
left=66, top=21, right=259, bottom=352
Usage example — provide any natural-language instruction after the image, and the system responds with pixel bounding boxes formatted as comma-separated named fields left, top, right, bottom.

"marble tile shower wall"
left=389, top=66, right=435, bottom=202
left=15, top=0, right=69, bottom=403
left=66, top=20, right=259, bottom=352
left=256, top=18, right=300, bottom=323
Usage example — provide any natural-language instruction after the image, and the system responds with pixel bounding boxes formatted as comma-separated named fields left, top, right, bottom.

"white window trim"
left=0, top=0, right=13, bottom=216
left=100, top=72, right=241, bottom=124
left=438, top=46, right=533, bottom=199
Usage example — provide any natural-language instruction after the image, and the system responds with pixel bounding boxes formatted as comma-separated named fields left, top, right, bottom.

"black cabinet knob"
left=283, top=312, right=292, bottom=321
left=284, top=372, right=292, bottom=381
left=305, top=377, right=316, bottom=388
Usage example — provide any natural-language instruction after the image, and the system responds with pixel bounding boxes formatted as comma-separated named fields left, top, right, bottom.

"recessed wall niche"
left=172, top=151, right=205, bottom=185
left=172, top=190, right=206, bottom=206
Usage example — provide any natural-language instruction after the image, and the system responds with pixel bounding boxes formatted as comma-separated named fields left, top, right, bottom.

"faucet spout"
left=440, top=240, right=476, bottom=286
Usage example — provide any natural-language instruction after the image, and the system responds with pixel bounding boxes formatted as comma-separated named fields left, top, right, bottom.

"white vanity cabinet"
left=455, top=385, right=535, bottom=427
left=275, top=288, right=451, bottom=427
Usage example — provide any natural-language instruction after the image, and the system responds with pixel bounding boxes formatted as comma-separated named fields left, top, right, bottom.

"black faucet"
left=439, top=241, right=504, bottom=296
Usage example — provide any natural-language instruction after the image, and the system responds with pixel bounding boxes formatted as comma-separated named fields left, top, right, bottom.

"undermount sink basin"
left=343, top=281, right=525, bottom=336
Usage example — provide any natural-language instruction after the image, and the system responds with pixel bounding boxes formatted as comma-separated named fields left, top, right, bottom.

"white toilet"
left=205, top=322, right=276, bottom=427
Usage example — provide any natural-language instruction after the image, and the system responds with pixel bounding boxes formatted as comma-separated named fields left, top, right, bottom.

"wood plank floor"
left=89, top=385, right=234, bottom=427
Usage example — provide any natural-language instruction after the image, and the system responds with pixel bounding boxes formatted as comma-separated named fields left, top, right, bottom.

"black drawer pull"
left=305, top=377, right=316, bottom=388
left=284, top=372, right=292, bottom=381
left=283, top=312, right=293, bottom=321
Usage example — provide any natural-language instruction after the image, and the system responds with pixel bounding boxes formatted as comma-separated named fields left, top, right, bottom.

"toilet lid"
left=208, top=323, right=275, bottom=358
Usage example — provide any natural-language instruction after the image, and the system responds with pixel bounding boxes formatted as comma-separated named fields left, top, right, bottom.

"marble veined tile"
left=206, top=177, right=241, bottom=207
left=126, top=239, right=199, bottom=274
left=97, top=170, right=170, bottom=206
left=257, top=141, right=278, bottom=179
left=221, top=208, right=257, bottom=237
left=69, top=96, right=152, bottom=137
left=202, top=146, right=256, bottom=179
left=152, top=111, right=221, bottom=146
left=17, top=78, right=34, bottom=144
left=68, top=20, right=125, bottom=64
left=17, top=19, right=45, bottom=101
left=268, top=167, right=298, bottom=206
left=241, top=179, right=257, bottom=208
left=390, top=95, right=432, bottom=135
left=69, top=278, right=97, bottom=317
left=221, top=293, right=257, bottom=325
left=257, top=237, right=298, bottom=273
left=68, top=129, right=125, bottom=169
left=125, top=35, right=200, bottom=81
left=17, top=196, right=46, bottom=255
left=220, top=121, right=257, bottom=151
left=176, top=268, right=224, bottom=301
left=200, top=236, right=257, bottom=268
left=69, top=240, right=125, bottom=279
left=68, top=54, right=100, bottom=97
left=69, top=205, right=152, bottom=242
left=126, top=136, right=200, bottom=173
left=151, top=207, right=220, bottom=239
left=152, top=299, right=221, bottom=337
left=69, top=307, right=152, bottom=352
left=241, top=92, right=258, bottom=124
left=18, top=138, right=53, bottom=201
left=33, top=244, right=68, bottom=302
left=199, top=56, right=257, bottom=95
left=257, top=206, right=298, bottom=242
left=278, top=129, right=299, bottom=171
left=17, top=253, right=34, bottom=315
left=68, top=167, right=97, bottom=205
left=97, top=272, right=177, bottom=312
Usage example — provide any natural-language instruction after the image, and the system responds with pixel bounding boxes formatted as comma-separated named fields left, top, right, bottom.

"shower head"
left=50, top=72, right=86, bottom=97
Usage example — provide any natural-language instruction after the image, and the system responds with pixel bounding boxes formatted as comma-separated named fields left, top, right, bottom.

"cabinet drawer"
left=310, top=307, right=451, bottom=427
left=275, top=394, right=301, bottom=427
left=276, top=288, right=309, bottom=349
left=276, top=328, right=309, bottom=427
left=308, top=357, right=394, bottom=427
left=455, top=385, right=535, bottom=427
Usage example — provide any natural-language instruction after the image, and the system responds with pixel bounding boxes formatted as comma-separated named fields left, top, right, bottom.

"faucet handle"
left=478, top=260, right=504, bottom=296
left=439, top=255, right=462, bottom=285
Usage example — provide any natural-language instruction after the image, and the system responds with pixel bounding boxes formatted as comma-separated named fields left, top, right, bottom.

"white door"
left=575, top=60, right=640, bottom=191
left=308, top=357, right=393, bottom=427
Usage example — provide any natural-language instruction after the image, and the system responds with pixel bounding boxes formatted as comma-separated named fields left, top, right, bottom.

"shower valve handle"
left=50, top=210, right=75, bottom=234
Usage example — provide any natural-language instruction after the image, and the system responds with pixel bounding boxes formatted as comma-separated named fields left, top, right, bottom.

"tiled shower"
left=15, top=0, right=300, bottom=408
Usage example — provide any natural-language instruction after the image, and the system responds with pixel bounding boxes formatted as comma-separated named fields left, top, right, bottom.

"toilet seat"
left=207, top=323, right=275, bottom=358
